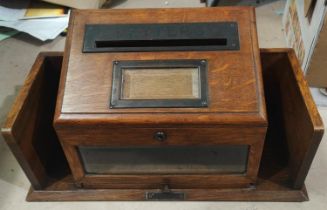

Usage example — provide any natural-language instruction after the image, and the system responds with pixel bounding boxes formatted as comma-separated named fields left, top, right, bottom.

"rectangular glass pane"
left=121, top=68, right=200, bottom=100
left=79, top=146, right=248, bottom=175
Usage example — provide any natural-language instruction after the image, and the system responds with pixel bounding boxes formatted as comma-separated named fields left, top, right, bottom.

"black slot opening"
left=84, top=23, right=239, bottom=52
left=95, top=38, right=227, bottom=48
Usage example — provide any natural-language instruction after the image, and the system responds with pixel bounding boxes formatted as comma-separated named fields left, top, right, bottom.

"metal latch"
left=145, top=185, right=186, bottom=201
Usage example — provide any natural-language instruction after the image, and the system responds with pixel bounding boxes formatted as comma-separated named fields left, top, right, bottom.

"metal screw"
left=201, top=101, right=207, bottom=105
left=114, top=61, right=119, bottom=64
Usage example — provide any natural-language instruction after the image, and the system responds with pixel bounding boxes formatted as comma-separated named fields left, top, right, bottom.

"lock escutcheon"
left=154, top=131, right=167, bottom=142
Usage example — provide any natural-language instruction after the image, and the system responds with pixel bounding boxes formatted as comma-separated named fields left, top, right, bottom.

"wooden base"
left=26, top=176, right=308, bottom=202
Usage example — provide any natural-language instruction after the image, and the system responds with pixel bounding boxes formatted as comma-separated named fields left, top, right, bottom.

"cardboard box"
left=41, top=0, right=106, bottom=9
left=306, top=13, right=327, bottom=87
left=283, top=0, right=327, bottom=86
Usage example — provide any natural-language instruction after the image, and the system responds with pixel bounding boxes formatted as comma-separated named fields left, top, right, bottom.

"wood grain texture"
left=26, top=175, right=309, bottom=202
left=261, top=48, right=324, bottom=189
left=1, top=52, right=69, bottom=190
left=61, top=139, right=262, bottom=189
left=57, top=126, right=266, bottom=146
left=54, top=7, right=267, bottom=127
left=57, top=125, right=265, bottom=188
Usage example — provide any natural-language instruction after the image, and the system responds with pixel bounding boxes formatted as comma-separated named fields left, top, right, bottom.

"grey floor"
left=0, top=0, right=327, bottom=209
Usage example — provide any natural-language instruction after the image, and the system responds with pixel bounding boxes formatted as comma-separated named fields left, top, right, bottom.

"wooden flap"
left=1, top=52, right=68, bottom=190
left=261, top=48, right=324, bottom=189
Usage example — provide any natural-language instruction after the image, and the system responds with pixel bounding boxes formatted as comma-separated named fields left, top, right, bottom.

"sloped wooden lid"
left=56, top=8, right=266, bottom=126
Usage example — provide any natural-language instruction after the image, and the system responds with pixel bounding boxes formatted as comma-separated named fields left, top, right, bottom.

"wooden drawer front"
left=57, top=126, right=266, bottom=146
left=58, top=126, right=265, bottom=189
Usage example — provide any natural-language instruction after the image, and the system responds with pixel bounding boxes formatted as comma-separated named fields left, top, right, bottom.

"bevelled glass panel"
left=121, top=68, right=200, bottom=100
left=110, top=60, right=208, bottom=108
left=79, top=146, right=248, bottom=175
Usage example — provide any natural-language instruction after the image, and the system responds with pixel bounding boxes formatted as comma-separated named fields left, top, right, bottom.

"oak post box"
left=1, top=7, right=324, bottom=202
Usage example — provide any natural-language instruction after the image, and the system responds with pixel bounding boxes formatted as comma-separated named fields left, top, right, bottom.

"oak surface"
left=261, top=48, right=324, bottom=189
left=55, top=7, right=267, bottom=126
left=1, top=52, right=69, bottom=190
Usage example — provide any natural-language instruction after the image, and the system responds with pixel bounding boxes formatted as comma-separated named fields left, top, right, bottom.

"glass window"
left=79, top=145, right=248, bottom=175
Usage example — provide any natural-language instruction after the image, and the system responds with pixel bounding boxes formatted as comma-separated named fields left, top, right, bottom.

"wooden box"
left=54, top=8, right=268, bottom=190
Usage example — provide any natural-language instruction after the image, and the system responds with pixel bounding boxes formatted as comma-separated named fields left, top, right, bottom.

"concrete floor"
left=0, top=0, right=326, bottom=209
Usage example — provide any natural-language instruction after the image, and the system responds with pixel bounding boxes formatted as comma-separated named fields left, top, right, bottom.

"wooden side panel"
left=260, top=49, right=324, bottom=189
left=1, top=52, right=69, bottom=190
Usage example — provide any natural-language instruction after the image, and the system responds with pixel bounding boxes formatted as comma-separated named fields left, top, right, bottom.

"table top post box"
left=4, top=8, right=322, bottom=202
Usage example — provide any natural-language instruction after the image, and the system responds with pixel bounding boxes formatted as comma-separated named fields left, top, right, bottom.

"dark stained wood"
left=59, top=125, right=265, bottom=188
left=57, top=126, right=266, bottom=146
left=1, top=52, right=70, bottom=190
left=1, top=49, right=324, bottom=201
left=261, top=48, right=324, bottom=189
left=54, top=8, right=267, bottom=189
left=26, top=174, right=309, bottom=201
left=62, top=140, right=262, bottom=188
left=80, top=175, right=252, bottom=189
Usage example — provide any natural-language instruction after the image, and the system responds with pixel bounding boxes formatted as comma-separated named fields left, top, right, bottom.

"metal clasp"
left=145, top=185, right=186, bottom=201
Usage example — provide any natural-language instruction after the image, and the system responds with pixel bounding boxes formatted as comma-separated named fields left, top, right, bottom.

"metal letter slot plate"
left=83, top=22, right=239, bottom=52
left=110, top=59, right=208, bottom=108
